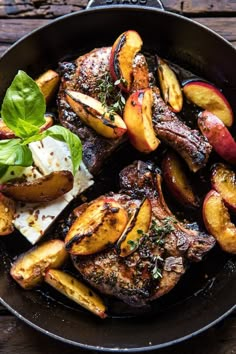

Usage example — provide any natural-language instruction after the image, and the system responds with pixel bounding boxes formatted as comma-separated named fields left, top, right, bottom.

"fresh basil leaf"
left=0, top=139, right=33, bottom=166
left=0, top=165, right=8, bottom=178
left=1, top=70, right=46, bottom=138
left=21, top=131, right=47, bottom=145
left=45, top=125, right=82, bottom=175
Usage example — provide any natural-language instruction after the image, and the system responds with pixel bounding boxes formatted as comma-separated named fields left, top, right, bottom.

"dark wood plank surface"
left=1, top=0, right=236, bottom=17
left=0, top=1, right=235, bottom=353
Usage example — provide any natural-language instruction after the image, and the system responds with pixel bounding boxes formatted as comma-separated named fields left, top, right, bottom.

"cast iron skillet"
left=0, top=0, right=235, bottom=351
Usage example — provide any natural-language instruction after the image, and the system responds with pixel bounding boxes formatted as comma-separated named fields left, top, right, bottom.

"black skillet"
left=0, top=0, right=235, bottom=351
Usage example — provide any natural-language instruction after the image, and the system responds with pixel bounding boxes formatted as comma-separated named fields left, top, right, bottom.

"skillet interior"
left=0, top=6, right=235, bottom=351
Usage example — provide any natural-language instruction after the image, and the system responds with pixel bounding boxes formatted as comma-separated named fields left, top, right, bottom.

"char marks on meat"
left=152, top=88, right=212, bottom=172
left=58, top=47, right=123, bottom=175
left=72, top=161, right=215, bottom=307
left=57, top=47, right=211, bottom=174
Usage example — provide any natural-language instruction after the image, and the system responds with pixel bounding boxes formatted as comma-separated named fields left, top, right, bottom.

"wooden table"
left=0, top=1, right=235, bottom=353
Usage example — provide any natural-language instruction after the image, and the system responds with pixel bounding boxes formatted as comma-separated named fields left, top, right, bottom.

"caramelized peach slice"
left=162, top=150, right=199, bottom=208
left=0, top=192, right=15, bottom=235
left=65, top=197, right=128, bottom=255
left=156, top=56, right=183, bottom=113
left=0, top=170, right=73, bottom=203
left=183, top=80, right=233, bottom=127
left=36, top=69, right=60, bottom=104
left=45, top=269, right=107, bottom=319
left=198, top=110, right=236, bottom=165
left=110, top=30, right=143, bottom=92
left=203, top=190, right=236, bottom=254
left=124, top=88, right=160, bottom=153
left=117, top=198, right=152, bottom=257
left=10, top=239, right=68, bottom=289
left=211, top=163, right=236, bottom=212
left=65, top=90, right=127, bottom=139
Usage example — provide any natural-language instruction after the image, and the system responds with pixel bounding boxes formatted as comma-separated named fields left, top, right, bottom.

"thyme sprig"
left=151, top=216, right=177, bottom=245
left=96, top=72, right=126, bottom=119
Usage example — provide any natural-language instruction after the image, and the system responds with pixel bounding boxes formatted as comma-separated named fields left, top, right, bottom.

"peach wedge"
left=198, top=110, right=236, bottom=165
left=156, top=56, right=183, bottom=113
left=0, top=170, right=73, bottom=203
left=117, top=198, right=152, bottom=257
left=65, top=197, right=128, bottom=255
left=35, top=69, right=60, bottom=104
left=110, top=30, right=143, bottom=92
left=162, top=150, right=199, bottom=208
left=124, top=88, right=160, bottom=153
left=65, top=90, right=127, bottom=139
left=183, top=80, right=233, bottom=127
left=0, top=192, right=15, bottom=236
left=10, top=239, right=68, bottom=289
left=203, top=190, right=236, bottom=254
left=211, top=163, right=236, bottom=212
left=45, top=269, right=107, bottom=319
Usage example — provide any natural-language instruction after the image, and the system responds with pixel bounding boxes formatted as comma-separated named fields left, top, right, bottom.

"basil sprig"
left=2, top=70, right=46, bottom=138
left=0, top=70, right=82, bottom=177
left=0, top=139, right=33, bottom=166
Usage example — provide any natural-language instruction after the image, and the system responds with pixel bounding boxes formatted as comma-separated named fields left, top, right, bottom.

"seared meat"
left=58, top=47, right=123, bottom=174
left=72, top=161, right=215, bottom=307
left=57, top=47, right=211, bottom=174
left=152, top=88, right=212, bottom=172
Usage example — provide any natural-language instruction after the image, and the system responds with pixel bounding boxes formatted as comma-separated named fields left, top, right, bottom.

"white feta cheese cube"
left=13, top=196, right=69, bottom=244
left=13, top=137, right=94, bottom=244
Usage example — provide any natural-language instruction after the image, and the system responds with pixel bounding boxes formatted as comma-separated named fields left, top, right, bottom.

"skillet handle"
left=87, top=0, right=164, bottom=10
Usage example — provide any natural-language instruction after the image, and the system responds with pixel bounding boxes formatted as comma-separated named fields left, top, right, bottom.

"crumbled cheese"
left=14, top=197, right=69, bottom=244
left=13, top=137, right=94, bottom=244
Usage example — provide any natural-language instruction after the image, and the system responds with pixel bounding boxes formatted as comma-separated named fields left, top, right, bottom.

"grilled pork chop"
left=72, top=161, right=215, bottom=307
left=58, top=47, right=123, bottom=175
left=57, top=47, right=211, bottom=174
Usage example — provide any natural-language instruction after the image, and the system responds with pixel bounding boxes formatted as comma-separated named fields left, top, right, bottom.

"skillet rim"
left=0, top=296, right=235, bottom=352
left=1, top=5, right=236, bottom=61
left=0, top=5, right=235, bottom=352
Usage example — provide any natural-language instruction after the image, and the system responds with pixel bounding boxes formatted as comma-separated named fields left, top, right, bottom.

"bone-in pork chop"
left=72, top=161, right=215, bottom=307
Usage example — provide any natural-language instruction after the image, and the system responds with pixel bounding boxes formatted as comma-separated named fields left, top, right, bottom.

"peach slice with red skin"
left=162, top=150, right=199, bottom=208
left=198, top=110, right=236, bottom=165
left=203, top=190, right=236, bottom=254
left=183, top=80, right=233, bottom=127
left=65, top=90, right=127, bottom=139
left=156, top=56, right=183, bottom=113
left=211, top=163, right=236, bottom=212
left=123, top=88, right=160, bottom=153
left=109, top=30, right=143, bottom=92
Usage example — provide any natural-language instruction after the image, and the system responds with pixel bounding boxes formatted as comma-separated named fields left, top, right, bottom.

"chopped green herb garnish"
left=96, top=72, right=126, bottom=119
left=127, top=239, right=138, bottom=251
left=151, top=216, right=177, bottom=245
